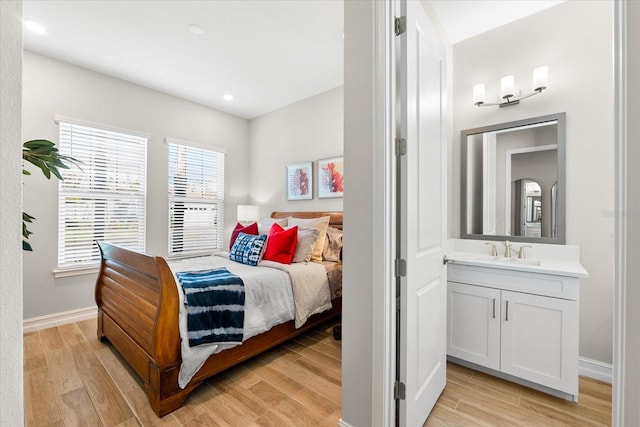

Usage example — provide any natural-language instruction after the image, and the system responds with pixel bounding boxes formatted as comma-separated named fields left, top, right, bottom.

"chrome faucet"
left=518, top=245, right=532, bottom=259
left=503, top=240, right=512, bottom=257
left=485, top=242, right=498, bottom=256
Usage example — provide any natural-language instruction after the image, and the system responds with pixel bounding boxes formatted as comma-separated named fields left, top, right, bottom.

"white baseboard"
left=579, top=357, right=613, bottom=384
left=23, top=306, right=98, bottom=334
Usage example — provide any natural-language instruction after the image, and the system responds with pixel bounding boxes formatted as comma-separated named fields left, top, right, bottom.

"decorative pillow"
left=287, top=216, right=331, bottom=262
left=229, top=232, right=267, bottom=266
left=257, top=216, right=289, bottom=235
left=291, top=227, right=320, bottom=263
left=323, top=226, right=343, bottom=262
left=263, top=224, right=298, bottom=264
left=229, top=222, right=259, bottom=250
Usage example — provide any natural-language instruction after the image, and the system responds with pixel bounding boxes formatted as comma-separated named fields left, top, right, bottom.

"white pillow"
left=291, top=227, right=321, bottom=263
left=288, top=216, right=330, bottom=262
left=257, top=216, right=289, bottom=235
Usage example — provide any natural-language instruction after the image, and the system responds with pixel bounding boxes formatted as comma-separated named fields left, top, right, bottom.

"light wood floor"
left=427, top=363, right=612, bottom=426
left=24, top=318, right=611, bottom=426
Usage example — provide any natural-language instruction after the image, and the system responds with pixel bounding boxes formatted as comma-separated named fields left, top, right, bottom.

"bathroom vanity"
left=446, top=239, right=588, bottom=402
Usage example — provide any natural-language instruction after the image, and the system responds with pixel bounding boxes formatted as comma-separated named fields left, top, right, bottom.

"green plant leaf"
left=22, top=139, right=81, bottom=251
left=23, top=221, right=33, bottom=239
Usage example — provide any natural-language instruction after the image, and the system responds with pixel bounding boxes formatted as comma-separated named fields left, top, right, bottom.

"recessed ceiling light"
left=224, top=94, right=234, bottom=101
left=24, top=19, right=47, bottom=35
left=188, top=24, right=204, bottom=35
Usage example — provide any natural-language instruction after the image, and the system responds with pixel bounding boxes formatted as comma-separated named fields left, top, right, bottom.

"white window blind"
left=168, top=142, right=225, bottom=256
left=57, top=121, right=147, bottom=268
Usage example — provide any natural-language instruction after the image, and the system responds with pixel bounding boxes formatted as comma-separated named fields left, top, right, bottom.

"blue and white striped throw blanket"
left=176, top=268, right=245, bottom=347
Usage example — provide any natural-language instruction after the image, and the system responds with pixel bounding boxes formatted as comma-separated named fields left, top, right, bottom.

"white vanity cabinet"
left=447, top=263, right=580, bottom=401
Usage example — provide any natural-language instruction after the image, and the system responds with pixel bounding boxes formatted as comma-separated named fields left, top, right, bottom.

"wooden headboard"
left=271, top=211, right=343, bottom=230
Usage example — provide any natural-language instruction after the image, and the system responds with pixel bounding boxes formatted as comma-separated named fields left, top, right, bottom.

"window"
left=168, top=140, right=225, bottom=256
left=57, top=119, right=147, bottom=269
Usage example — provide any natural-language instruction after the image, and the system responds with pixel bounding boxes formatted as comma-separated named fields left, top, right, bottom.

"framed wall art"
left=286, top=162, right=313, bottom=200
left=317, top=156, right=344, bottom=198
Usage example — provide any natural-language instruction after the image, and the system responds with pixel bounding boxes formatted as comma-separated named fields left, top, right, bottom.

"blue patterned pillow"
left=229, top=232, right=267, bottom=266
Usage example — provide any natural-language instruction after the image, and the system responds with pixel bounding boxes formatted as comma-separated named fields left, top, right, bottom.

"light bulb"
left=501, top=75, right=515, bottom=99
left=473, top=84, right=486, bottom=105
left=533, top=66, right=548, bottom=91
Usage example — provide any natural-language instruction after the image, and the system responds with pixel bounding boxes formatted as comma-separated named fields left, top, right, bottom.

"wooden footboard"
left=95, top=210, right=343, bottom=417
left=95, top=241, right=190, bottom=416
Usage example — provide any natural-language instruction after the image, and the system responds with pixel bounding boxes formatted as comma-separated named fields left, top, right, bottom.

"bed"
left=94, top=211, right=342, bottom=417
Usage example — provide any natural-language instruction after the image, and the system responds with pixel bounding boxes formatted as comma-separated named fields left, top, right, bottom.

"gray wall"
left=343, top=1, right=377, bottom=424
left=452, top=0, right=614, bottom=365
left=0, top=1, right=24, bottom=424
left=22, top=51, right=250, bottom=319
left=248, top=86, right=344, bottom=215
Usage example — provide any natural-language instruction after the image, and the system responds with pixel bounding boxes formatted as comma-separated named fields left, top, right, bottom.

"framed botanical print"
left=286, top=162, right=313, bottom=200
left=317, top=156, right=344, bottom=198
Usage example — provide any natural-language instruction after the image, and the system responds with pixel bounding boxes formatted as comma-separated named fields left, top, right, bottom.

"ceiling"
left=23, top=0, right=563, bottom=120
left=430, top=0, right=565, bottom=45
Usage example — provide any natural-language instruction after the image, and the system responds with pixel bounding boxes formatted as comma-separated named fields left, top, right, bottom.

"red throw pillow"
left=230, top=222, right=259, bottom=249
left=262, top=223, right=298, bottom=264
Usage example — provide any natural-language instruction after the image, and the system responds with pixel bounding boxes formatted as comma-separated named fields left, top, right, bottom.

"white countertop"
left=447, top=239, right=589, bottom=279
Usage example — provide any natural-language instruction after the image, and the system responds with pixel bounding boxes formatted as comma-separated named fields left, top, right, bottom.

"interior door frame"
left=613, top=1, right=628, bottom=425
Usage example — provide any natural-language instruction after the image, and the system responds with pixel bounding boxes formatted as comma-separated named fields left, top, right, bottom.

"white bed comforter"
left=167, top=254, right=331, bottom=388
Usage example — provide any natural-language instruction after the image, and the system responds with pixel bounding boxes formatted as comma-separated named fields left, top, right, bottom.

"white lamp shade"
left=237, top=205, right=260, bottom=222
left=500, top=75, right=515, bottom=99
left=473, top=84, right=486, bottom=105
left=533, top=66, right=549, bottom=91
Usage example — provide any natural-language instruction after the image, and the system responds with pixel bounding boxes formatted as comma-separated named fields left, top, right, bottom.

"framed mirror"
left=461, top=112, right=566, bottom=244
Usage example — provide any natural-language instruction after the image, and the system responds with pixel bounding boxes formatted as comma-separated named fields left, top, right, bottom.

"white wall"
left=452, top=1, right=614, bottom=364
left=621, top=1, right=640, bottom=423
left=248, top=86, right=343, bottom=216
left=0, top=1, right=24, bottom=424
left=343, top=1, right=383, bottom=424
left=22, top=51, right=250, bottom=319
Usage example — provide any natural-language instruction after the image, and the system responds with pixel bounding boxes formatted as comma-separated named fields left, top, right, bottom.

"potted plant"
left=22, top=139, right=79, bottom=251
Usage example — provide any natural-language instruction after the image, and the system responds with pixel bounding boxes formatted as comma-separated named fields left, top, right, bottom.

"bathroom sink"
left=450, top=253, right=542, bottom=267
left=451, top=254, right=500, bottom=262
left=495, top=258, right=542, bottom=266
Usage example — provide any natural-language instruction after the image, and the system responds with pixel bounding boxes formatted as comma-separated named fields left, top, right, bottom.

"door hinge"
left=395, top=258, right=407, bottom=278
left=395, top=16, right=406, bottom=36
left=394, top=381, right=406, bottom=400
left=395, top=138, right=407, bottom=156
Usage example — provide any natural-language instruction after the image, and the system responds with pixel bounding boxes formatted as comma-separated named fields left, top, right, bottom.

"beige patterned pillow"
left=288, top=216, right=330, bottom=262
left=291, top=227, right=321, bottom=263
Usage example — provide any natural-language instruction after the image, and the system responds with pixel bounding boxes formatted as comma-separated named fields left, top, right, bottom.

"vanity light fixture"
left=473, top=66, right=548, bottom=107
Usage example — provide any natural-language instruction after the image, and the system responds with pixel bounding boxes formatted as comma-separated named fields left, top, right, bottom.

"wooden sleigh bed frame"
left=95, top=211, right=343, bottom=417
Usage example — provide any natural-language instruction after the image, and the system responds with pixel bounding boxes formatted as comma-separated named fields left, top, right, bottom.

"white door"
left=397, top=0, right=448, bottom=425
left=447, top=282, right=501, bottom=370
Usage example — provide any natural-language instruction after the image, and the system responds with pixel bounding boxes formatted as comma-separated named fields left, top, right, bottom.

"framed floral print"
left=317, top=156, right=344, bottom=198
left=286, top=162, right=313, bottom=200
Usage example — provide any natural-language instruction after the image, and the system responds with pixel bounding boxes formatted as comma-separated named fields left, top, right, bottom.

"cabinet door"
left=447, top=282, right=501, bottom=370
left=500, top=290, right=579, bottom=396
